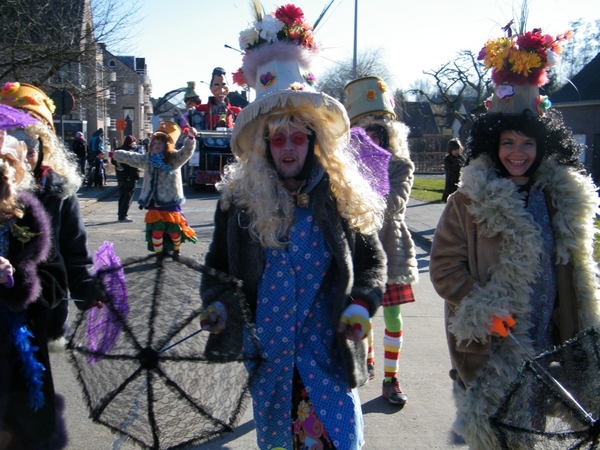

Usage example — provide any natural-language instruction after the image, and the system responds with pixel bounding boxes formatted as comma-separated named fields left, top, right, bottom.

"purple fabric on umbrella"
left=0, top=104, right=38, bottom=130
left=86, top=241, right=129, bottom=363
left=347, top=127, right=391, bottom=196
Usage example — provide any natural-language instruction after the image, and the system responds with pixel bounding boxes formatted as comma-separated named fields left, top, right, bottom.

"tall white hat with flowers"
left=230, top=1, right=349, bottom=154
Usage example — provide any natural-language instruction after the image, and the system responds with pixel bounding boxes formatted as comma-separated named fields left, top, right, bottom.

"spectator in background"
left=72, top=131, right=87, bottom=175
left=441, top=138, right=465, bottom=203
left=111, top=135, right=140, bottom=223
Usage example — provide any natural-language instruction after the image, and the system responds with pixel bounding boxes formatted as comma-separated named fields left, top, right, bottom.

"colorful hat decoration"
left=0, top=82, right=56, bottom=130
left=153, top=120, right=181, bottom=144
left=344, top=76, right=396, bottom=124
left=479, top=25, right=572, bottom=115
left=231, top=1, right=349, bottom=154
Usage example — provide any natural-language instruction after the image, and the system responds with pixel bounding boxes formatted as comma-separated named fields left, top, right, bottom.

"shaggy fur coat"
left=0, top=191, right=68, bottom=449
left=380, top=155, right=419, bottom=285
left=430, top=155, right=600, bottom=449
left=201, top=174, right=387, bottom=388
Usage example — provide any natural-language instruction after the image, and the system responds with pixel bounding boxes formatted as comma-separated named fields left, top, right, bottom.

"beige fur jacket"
left=430, top=155, right=600, bottom=449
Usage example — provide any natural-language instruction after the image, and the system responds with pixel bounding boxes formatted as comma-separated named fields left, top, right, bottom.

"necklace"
left=285, top=180, right=309, bottom=208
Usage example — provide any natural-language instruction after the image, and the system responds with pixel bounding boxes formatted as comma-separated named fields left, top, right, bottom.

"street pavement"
left=56, top=175, right=465, bottom=450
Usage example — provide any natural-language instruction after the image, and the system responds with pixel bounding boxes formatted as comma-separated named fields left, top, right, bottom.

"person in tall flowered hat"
left=199, top=2, right=387, bottom=448
left=430, top=23, right=600, bottom=449
left=344, top=75, right=419, bottom=405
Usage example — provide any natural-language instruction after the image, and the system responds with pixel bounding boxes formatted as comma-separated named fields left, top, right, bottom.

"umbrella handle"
left=158, top=325, right=210, bottom=353
left=507, top=330, right=595, bottom=425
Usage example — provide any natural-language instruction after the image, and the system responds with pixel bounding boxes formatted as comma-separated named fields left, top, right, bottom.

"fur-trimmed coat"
left=430, top=155, right=600, bottom=449
left=380, top=155, right=419, bottom=285
left=201, top=174, right=387, bottom=388
left=36, top=168, right=98, bottom=319
left=113, top=137, right=194, bottom=208
left=0, top=191, right=68, bottom=449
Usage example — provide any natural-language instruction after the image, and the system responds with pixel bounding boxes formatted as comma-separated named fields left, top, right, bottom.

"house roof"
left=401, top=102, right=440, bottom=137
left=551, top=52, right=600, bottom=103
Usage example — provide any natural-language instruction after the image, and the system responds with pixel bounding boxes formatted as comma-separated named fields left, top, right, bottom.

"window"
left=123, top=83, right=134, bottom=95
left=108, top=60, right=117, bottom=68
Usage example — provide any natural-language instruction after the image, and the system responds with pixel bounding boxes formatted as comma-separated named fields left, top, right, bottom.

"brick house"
left=550, top=52, right=600, bottom=181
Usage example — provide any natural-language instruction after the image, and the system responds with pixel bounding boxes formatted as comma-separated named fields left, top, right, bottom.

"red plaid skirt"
left=382, top=283, right=415, bottom=307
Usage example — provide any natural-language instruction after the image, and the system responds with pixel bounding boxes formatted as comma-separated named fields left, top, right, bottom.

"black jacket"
left=201, top=174, right=386, bottom=388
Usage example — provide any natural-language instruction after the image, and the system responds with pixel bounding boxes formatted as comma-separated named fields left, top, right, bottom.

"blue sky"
left=130, top=0, right=599, bottom=100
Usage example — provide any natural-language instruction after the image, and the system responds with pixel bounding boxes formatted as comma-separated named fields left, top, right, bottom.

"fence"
left=408, top=135, right=450, bottom=173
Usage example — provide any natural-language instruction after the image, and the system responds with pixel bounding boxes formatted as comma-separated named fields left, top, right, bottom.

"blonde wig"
left=0, top=158, right=34, bottom=220
left=218, top=104, right=386, bottom=248
left=24, top=122, right=82, bottom=196
left=353, top=115, right=411, bottom=160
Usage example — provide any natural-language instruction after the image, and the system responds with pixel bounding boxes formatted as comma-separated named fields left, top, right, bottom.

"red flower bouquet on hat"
left=478, top=27, right=572, bottom=87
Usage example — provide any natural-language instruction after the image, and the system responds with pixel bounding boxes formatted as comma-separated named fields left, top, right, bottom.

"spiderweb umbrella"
left=347, top=127, right=391, bottom=196
left=490, top=327, right=600, bottom=450
left=68, top=254, right=263, bottom=450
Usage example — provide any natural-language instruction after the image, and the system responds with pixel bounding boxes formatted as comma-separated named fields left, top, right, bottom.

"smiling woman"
left=430, top=24, right=600, bottom=450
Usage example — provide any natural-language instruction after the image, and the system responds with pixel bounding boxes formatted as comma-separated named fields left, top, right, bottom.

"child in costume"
left=344, top=76, right=419, bottom=405
left=0, top=111, right=69, bottom=449
left=112, top=121, right=198, bottom=261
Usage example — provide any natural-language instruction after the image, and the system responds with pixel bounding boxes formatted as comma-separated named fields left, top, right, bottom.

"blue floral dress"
left=249, top=204, right=364, bottom=450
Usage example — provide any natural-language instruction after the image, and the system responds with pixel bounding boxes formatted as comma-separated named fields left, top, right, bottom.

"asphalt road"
left=50, top=185, right=468, bottom=450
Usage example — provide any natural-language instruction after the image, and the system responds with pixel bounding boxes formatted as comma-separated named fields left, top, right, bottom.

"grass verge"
left=411, top=177, right=445, bottom=203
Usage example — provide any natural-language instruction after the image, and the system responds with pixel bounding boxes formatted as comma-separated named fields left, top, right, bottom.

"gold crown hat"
left=153, top=120, right=181, bottom=144
left=343, top=76, right=396, bottom=125
left=479, top=26, right=572, bottom=115
left=0, top=82, right=56, bottom=130
left=230, top=1, right=349, bottom=156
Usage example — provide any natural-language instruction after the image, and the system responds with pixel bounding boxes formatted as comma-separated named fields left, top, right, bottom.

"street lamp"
left=352, top=0, right=358, bottom=80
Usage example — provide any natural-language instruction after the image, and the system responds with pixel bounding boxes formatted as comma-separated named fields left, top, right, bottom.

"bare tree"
left=0, top=0, right=142, bottom=100
left=407, top=50, right=493, bottom=140
left=317, top=47, right=392, bottom=102
left=547, top=19, right=600, bottom=92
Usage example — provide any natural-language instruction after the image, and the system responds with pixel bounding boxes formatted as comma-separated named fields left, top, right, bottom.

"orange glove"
left=490, top=316, right=516, bottom=337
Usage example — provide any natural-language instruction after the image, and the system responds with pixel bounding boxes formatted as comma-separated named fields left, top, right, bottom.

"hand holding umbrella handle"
left=490, top=315, right=516, bottom=337
left=199, top=301, right=227, bottom=334
left=494, top=315, right=597, bottom=425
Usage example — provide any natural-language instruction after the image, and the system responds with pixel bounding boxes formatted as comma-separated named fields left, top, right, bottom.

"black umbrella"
left=68, top=254, right=263, bottom=450
left=490, top=327, right=600, bottom=450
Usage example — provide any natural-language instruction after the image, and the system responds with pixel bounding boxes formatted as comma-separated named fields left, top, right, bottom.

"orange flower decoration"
left=366, top=89, right=377, bottom=101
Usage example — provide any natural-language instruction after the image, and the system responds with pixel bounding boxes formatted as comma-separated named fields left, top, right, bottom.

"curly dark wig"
left=465, top=110, right=585, bottom=178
